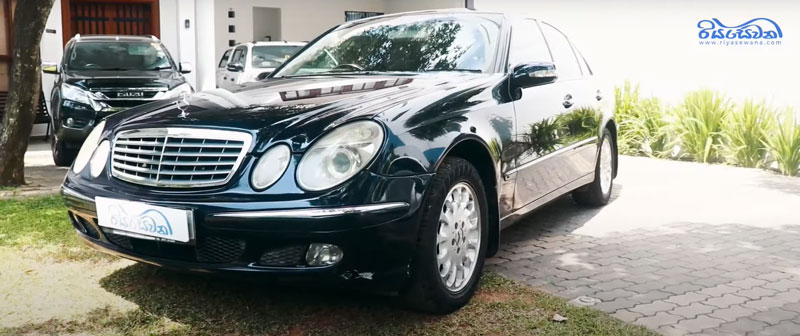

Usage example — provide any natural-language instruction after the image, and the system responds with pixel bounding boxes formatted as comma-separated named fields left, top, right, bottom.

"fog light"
left=65, top=117, right=75, bottom=127
left=305, top=243, right=343, bottom=266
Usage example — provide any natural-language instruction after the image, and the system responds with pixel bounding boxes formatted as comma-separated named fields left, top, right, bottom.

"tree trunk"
left=0, top=0, right=55, bottom=186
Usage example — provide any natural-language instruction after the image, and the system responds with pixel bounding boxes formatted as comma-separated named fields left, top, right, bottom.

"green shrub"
left=673, top=90, right=733, bottom=163
left=614, top=82, right=675, bottom=158
left=764, top=109, right=800, bottom=176
left=721, top=100, right=776, bottom=168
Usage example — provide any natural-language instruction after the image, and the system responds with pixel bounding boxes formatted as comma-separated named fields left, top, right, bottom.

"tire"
left=400, top=157, right=489, bottom=314
left=573, top=130, right=615, bottom=206
left=52, top=136, right=77, bottom=167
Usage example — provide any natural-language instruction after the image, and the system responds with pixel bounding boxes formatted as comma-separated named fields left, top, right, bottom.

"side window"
left=218, top=49, right=232, bottom=68
left=507, top=19, right=551, bottom=67
left=230, top=47, right=246, bottom=65
left=540, top=23, right=582, bottom=80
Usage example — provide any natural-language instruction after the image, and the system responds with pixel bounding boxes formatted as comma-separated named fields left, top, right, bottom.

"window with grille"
left=345, top=11, right=383, bottom=22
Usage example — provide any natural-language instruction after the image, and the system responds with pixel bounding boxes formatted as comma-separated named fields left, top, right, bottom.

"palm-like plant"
left=614, top=82, right=675, bottom=158
left=673, top=90, right=732, bottom=163
left=764, top=109, right=800, bottom=176
left=721, top=100, right=776, bottom=168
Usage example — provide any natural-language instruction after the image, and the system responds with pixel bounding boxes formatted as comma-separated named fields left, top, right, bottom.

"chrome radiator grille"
left=111, top=128, right=252, bottom=188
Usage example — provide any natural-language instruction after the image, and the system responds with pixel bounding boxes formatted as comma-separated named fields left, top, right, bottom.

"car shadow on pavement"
left=96, top=263, right=441, bottom=334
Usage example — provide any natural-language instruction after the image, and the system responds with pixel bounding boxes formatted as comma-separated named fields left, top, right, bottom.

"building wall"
left=475, top=0, right=800, bottom=110
left=384, top=0, right=465, bottom=13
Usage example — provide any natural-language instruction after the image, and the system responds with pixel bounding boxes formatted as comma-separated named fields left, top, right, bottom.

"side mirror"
left=42, top=62, right=60, bottom=74
left=511, top=62, right=558, bottom=89
left=179, top=62, right=193, bottom=74
left=256, top=72, right=271, bottom=81
left=226, top=63, right=244, bottom=72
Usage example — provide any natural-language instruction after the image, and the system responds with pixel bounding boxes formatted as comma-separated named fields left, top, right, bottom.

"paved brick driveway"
left=488, top=156, right=800, bottom=335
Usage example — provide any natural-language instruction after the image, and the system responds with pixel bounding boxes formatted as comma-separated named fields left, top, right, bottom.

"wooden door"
left=61, top=0, right=159, bottom=43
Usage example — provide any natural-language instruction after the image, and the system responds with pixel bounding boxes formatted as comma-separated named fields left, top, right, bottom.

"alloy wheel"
left=436, top=182, right=481, bottom=293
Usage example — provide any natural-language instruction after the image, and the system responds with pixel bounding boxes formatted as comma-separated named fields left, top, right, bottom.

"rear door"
left=508, top=19, right=582, bottom=210
left=216, top=49, right=232, bottom=88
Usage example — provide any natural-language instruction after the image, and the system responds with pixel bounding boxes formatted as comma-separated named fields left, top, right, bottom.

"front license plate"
left=95, top=197, right=193, bottom=243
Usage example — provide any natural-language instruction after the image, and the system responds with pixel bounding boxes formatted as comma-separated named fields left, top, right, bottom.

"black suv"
left=43, top=35, right=193, bottom=166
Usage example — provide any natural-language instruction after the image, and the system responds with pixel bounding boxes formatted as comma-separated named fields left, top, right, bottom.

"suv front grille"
left=111, top=128, right=252, bottom=188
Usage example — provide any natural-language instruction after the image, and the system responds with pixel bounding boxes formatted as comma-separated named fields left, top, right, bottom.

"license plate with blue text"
left=95, top=197, right=193, bottom=243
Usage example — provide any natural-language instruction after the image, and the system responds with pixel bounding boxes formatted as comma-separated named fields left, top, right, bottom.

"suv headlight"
left=296, top=120, right=384, bottom=191
left=158, top=83, right=193, bottom=99
left=72, top=120, right=106, bottom=174
left=61, top=83, right=104, bottom=111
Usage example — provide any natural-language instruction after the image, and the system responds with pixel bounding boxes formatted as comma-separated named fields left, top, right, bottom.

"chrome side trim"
left=504, top=136, right=598, bottom=177
left=211, top=202, right=410, bottom=219
left=500, top=173, right=594, bottom=229
left=61, top=186, right=94, bottom=203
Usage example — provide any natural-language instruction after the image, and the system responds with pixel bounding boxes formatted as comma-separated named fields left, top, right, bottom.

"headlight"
left=296, top=121, right=384, bottom=191
left=250, top=144, right=291, bottom=190
left=89, top=140, right=110, bottom=178
left=61, top=83, right=104, bottom=111
left=72, top=120, right=106, bottom=174
left=159, top=83, right=194, bottom=99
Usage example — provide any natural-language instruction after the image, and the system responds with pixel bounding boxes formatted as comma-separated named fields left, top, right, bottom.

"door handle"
left=596, top=90, right=603, bottom=101
left=562, top=94, right=574, bottom=108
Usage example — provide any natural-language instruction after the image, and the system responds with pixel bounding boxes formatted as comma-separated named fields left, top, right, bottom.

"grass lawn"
left=0, top=196, right=656, bottom=336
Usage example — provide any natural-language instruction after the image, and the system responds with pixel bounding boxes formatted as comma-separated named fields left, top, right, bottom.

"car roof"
left=232, top=41, right=306, bottom=48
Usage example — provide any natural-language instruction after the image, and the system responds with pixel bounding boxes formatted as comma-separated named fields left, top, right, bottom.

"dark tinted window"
left=218, top=49, right=232, bottom=68
left=508, top=19, right=551, bottom=67
left=540, top=23, right=581, bottom=80
left=67, top=41, right=174, bottom=71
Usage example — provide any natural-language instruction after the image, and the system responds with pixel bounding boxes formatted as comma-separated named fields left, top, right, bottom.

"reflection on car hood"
left=64, top=70, right=186, bottom=90
left=107, top=73, right=499, bottom=152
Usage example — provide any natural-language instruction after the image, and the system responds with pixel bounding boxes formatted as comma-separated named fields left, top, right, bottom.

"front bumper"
left=62, top=174, right=428, bottom=284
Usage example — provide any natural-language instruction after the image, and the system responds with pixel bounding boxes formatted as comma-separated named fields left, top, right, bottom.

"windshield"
left=252, top=45, right=303, bottom=68
left=67, top=41, right=175, bottom=71
left=274, top=14, right=500, bottom=77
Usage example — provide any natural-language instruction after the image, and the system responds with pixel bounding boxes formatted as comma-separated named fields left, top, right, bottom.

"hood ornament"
left=176, top=92, right=190, bottom=119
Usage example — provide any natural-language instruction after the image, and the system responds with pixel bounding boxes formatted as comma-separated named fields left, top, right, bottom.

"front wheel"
left=573, top=130, right=615, bottom=206
left=400, top=157, right=489, bottom=314
left=51, top=136, right=77, bottom=167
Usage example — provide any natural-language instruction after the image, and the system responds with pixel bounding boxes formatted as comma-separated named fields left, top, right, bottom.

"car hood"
left=107, top=73, right=500, bottom=152
left=64, top=70, right=186, bottom=90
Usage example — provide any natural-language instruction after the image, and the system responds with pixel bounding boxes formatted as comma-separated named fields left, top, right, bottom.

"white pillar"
left=194, top=0, right=216, bottom=91
left=176, top=0, right=197, bottom=88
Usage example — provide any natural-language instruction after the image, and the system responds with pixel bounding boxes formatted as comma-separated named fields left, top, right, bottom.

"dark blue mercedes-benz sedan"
left=62, top=9, right=617, bottom=314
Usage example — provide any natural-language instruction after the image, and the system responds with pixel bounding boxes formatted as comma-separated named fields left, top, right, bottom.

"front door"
left=220, top=46, right=247, bottom=90
left=508, top=19, right=593, bottom=211
left=216, top=49, right=232, bottom=88
left=61, top=0, right=160, bottom=43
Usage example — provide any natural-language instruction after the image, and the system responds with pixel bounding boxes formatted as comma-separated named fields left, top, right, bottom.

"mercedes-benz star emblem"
left=176, top=92, right=190, bottom=119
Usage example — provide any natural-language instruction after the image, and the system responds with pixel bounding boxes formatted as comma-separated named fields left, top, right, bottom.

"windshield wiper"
left=148, top=66, right=172, bottom=71
left=422, top=68, right=482, bottom=73
left=95, top=67, right=135, bottom=71
left=277, top=71, right=401, bottom=78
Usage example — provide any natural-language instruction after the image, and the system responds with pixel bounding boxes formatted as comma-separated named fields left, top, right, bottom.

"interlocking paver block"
left=662, top=283, right=704, bottom=295
left=590, top=279, right=634, bottom=291
left=634, top=312, right=683, bottom=330
left=704, top=294, right=749, bottom=309
left=758, top=321, right=800, bottom=336
left=697, top=284, right=741, bottom=298
left=717, top=318, right=768, bottom=334
left=665, top=292, right=710, bottom=306
left=749, top=308, right=796, bottom=324
left=763, top=279, right=800, bottom=292
left=736, top=287, right=778, bottom=300
left=707, top=304, right=758, bottom=322
left=674, top=315, right=726, bottom=333
left=593, top=298, right=638, bottom=313
left=630, top=300, right=678, bottom=316
left=668, top=302, right=716, bottom=319
left=726, top=278, right=768, bottom=289
left=611, top=309, right=642, bottom=322
left=742, top=296, right=786, bottom=311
